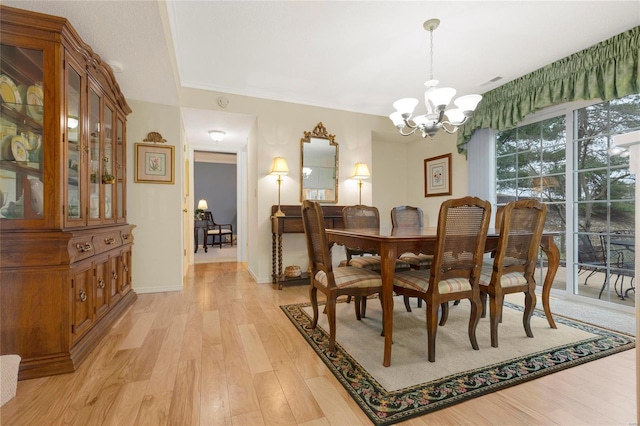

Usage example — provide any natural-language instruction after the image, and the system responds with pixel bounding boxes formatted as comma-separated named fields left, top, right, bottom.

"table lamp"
left=270, top=157, right=289, bottom=217
left=352, top=162, right=370, bottom=205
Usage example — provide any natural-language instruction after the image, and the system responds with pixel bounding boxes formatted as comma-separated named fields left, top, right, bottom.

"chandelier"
left=389, top=19, right=482, bottom=139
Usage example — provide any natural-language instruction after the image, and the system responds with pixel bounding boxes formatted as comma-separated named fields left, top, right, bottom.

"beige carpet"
left=283, top=294, right=634, bottom=425
left=302, top=295, right=616, bottom=392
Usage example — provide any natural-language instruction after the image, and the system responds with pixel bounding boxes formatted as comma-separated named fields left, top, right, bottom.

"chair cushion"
left=478, top=267, right=528, bottom=288
left=207, top=229, right=232, bottom=235
left=340, top=256, right=411, bottom=271
left=315, top=267, right=382, bottom=289
left=393, top=270, right=471, bottom=294
left=399, top=253, right=433, bottom=267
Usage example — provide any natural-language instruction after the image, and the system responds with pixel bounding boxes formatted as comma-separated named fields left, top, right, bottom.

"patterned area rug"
left=280, top=297, right=635, bottom=425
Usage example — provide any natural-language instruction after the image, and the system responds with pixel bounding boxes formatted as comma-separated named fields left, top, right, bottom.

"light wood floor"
left=1, top=262, right=636, bottom=425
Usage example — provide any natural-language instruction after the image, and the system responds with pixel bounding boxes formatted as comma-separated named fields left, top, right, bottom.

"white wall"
left=127, top=99, right=184, bottom=293
left=373, top=131, right=468, bottom=228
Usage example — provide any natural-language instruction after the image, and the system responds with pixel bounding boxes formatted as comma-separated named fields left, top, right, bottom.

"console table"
left=271, top=205, right=346, bottom=289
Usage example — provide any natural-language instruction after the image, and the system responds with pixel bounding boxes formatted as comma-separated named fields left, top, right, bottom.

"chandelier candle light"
left=270, top=157, right=289, bottom=217
left=352, top=162, right=370, bottom=205
left=389, top=19, right=482, bottom=139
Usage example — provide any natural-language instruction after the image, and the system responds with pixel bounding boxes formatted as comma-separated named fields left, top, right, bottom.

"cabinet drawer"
left=68, top=236, right=95, bottom=263
left=92, top=231, right=122, bottom=254
left=120, top=229, right=134, bottom=245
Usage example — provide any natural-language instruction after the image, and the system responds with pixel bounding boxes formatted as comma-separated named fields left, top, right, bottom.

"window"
left=495, top=93, right=639, bottom=307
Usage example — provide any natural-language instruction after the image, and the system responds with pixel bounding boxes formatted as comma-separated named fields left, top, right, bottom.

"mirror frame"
left=299, top=122, right=339, bottom=203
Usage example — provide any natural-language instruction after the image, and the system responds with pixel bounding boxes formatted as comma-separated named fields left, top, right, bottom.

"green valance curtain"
left=458, top=26, right=640, bottom=152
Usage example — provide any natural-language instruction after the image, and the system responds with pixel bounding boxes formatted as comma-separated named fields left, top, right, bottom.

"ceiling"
left=5, top=1, right=640, bottom=148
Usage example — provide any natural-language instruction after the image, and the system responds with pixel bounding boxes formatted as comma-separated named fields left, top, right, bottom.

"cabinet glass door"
left=0, top=44, right=45, bottom=222
left=88, top=86, right=101, bottom=223
left=116, top=116, right=125, bottom=222
left=103, top=103, right=115, bottom=222
left=65, top=59, right=83, bottom=225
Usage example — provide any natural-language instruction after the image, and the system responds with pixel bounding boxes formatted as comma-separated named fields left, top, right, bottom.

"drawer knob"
left=76, top=243, right=92, bottom=252
left=123, top=264, right=129, bottom=272
left=112, top=271, right=118, bottom=280
left=104, top=237, right=115, bottom=245
left=122, top=234, right=130, bottom=240
left=98, top=279, right=105, bottom=289
left=79, top=289, right=87, bottom=302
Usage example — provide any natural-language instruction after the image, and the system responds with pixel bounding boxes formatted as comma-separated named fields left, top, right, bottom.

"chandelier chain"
left=429, top=27, right=434, bottom=81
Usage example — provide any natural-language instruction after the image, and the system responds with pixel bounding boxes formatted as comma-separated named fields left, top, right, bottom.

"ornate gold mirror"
left=300, top=122, right=339, bottom=203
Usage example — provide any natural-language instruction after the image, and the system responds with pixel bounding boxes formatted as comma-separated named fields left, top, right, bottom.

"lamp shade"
left=352, top=163, right=370, bottom=179
left=197, top=199, right=208, bottom=210
left=270, top=157, right=289, bottom=175
left=208, top=130, right=226, bottom=142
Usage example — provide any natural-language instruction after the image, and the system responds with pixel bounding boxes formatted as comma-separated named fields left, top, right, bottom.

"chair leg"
left=426, top=302, right=439, bottom=362
left=326, top=298, right=337, bottom=353
left=439, top=302, right=449, bottom=326
left=417, top=298, right=422, bottom=308
left=523, top=290, right=536, bottom=339
left=354, top=296, right=362, bottom=320
left=480, top=290, right=487, bottom=318
left=489, top=293, right=503, bottom=348
left=468, top=296, right=481, bottom=351
left=403, top=296, right=412, bottom=312
left=310, top=286, right=319, bottom=328
left=361, top=296, right=368, bottom=318
left=379, top=293, right=385, bottom=337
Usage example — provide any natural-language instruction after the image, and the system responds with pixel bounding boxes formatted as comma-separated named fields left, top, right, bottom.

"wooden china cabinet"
left=0, top=6, right=136, bottom=380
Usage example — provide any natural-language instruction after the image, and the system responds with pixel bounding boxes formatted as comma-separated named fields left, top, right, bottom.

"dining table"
left=326, top=226, right=560, bottom=367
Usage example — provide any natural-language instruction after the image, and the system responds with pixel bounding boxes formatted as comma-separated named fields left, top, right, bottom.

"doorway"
left=194, top=151, right=237, bottom=263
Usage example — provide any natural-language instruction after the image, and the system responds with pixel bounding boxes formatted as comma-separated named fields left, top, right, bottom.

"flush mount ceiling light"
left=389, top=19, right=483, bottom=139
left=208, top=130, right=226, bottom=142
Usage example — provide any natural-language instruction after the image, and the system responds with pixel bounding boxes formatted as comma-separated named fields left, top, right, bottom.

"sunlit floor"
left=194, top=245, right=237, bottom=264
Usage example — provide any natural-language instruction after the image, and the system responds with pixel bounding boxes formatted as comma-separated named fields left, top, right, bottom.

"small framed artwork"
left=424, top=153, right=452, bottom=197
left=135, top=143, right=175, bottom=184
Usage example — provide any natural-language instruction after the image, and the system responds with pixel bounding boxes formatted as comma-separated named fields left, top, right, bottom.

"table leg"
left=379, top=244, right=397, bottom=367
left=272, top=232, right=278, bottom=284
left=194, top=226, right=199, bottom=253
left=540, top=235, right=559, bottom=329
left=277, top=234, right=283, bottom=289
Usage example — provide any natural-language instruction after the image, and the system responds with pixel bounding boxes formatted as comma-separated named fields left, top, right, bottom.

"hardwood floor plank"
left=147, top=313, right=187, bottom=393
left=231, top=410, right=265, bottom=425
left=136, top=390, right=173, bottom=426
left=200, top=343, right=232, bottom=425
left=104, top=379, right=149, bottom=426
left=304, top=376, right=367, bottom=426
left=239, top=323, right=273, bottom=374
left=274, top=366, right=324, bottom=424
left=167, top=358, right=200, bottom=425
left=253, top=370, right=298, bottom=425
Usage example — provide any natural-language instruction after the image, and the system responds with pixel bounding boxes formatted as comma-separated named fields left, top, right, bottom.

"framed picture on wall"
left=424, top=153, right=452, bottom=197
left=135, top=143, right=175, bottom=184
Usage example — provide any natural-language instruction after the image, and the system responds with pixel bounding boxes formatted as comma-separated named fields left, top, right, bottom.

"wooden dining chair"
left=391, top=205, right=434, bottom=270
left=392, top=196, right=491, bottom=362
left=340, top=205, right=410, bottom=318
left=301, top=200, right=384, bottom=352
left=478, top=199, right=547, bottom=348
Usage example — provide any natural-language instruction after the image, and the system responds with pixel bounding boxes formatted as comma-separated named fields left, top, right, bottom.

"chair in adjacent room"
left=203, top=211, right=234, bottom=249
left=392, top=196, right=491, bottom=362
left=301, top=200, right=384, bottom=353
left=478, top=199, right=547, bottom=348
